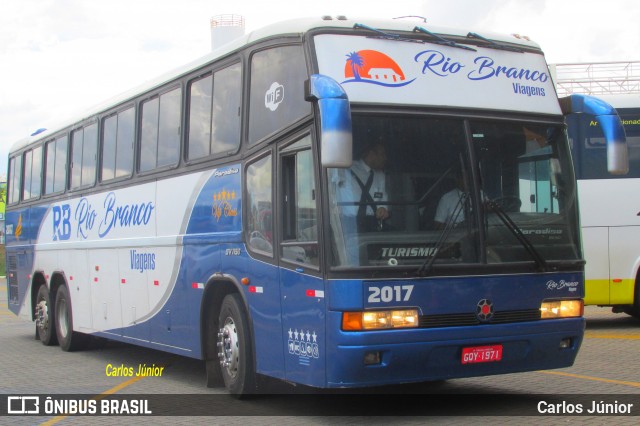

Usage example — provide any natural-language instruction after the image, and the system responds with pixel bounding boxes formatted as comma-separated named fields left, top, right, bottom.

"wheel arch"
left=49, top=272, right=68, bottom=304
left=30, top=272, right=48, bottom=321
left=634, top=266, right=640, bottom=310
left=627, top=256, right=640, bottom=308
left=31, top=271, right=69, bottom=321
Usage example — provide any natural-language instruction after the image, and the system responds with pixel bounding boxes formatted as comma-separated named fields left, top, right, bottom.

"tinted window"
left=140, top=97, right=160, bottom=172
left=188, top=63, right=241, bottom=160
left=211, top=63, right=241, bottom=156
left=8, top=156, right=22, bottom=204
left=157, top=88, right=181, bottom=167
left=281, top=137, right=318, bottom=266
left=45, top=136, right=68, bottom=195
left=102, top=107, right=134, bottom=180
left=140, top=88, right=181, bottom=172
left=32, top=146, right=43, bottom=199
left=102, top=115, right=118, bottom=180
left=45, top=140, right=55, bottom=194
left=71, top=123, right=98, bottom=189
left=71, top=129, right=83, bottom=188
left=54, top=136, right=68, bottom=192
left=246, top=153, right=273, bottom=255
left=249, top=45, right=310, bottom=144
left=188, top=75, right=212, bottom=159
left=22, top=150, right=33, bottom=200
left=23, top=146, right=42, bottom=200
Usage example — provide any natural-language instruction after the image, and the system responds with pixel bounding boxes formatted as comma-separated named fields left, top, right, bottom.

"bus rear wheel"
left=622, top=273, right=640, bottom=319
left=55, top=285, right=88, bottom=351
left=631, top=290, right=640, bottom=319
left=35, top=285, right=58, bottom=346
left=217, top=293, right=255, bottom=396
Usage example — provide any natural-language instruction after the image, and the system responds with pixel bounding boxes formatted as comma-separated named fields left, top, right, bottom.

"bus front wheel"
left=217, top=293, right=255, bottom=396
left=35, top=285, right=58, bottom=346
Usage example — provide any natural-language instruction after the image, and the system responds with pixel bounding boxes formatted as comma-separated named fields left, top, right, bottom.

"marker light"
left=342, top=309, right=419, bottom=331
left=512, top=33, right=531, bottom=41
left=540, top=300, right=583, bottom=319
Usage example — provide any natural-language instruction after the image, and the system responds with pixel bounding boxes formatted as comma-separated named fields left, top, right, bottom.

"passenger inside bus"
left=433, top=171, right=468, bottom=230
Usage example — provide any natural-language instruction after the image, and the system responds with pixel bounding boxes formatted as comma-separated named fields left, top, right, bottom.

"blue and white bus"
left=4, top=17, right=627, bottom=395
left=565, top=94, right=639, bottom=316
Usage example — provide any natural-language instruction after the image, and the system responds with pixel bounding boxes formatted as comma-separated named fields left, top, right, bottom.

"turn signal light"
left=342, top=309, right=419, bottom=331
left=540, top=300, right=583, bottom=319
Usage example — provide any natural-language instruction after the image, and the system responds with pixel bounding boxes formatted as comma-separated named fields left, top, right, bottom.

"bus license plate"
left=461, top=345, right=503, bottom=364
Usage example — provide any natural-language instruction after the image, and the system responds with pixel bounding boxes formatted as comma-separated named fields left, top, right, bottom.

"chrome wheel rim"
left=36, top=299, right=49, bottom=333
left=217, top=317, right=239, bottom=378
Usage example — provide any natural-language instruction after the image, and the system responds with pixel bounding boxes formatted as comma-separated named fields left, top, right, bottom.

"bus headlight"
left=342, top=309, right=419, bottom=330
left=540, top=300, right=583, bottom=319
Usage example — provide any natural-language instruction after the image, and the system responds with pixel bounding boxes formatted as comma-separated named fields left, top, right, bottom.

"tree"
left=346, top=51, right=365, bottom=80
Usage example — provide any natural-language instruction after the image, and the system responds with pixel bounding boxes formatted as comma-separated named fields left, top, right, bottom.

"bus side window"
left=45, top=135, right=68, bottom=195
left=22, top=145, right=42, bottom=201
left=70, top=123, right=98, bottom=190
left=280, top=137, right=318, bottom=267
left=8, top=155, right=23, bottom=204
left=140, top=87, right=182, bottom=172
left=211, top=63, right=241, bottom=156
left=248, top=45, right=310, bottom=145
left=246, top=152, right=273, bottom=255
left=102, top=106, right=134, bottom=181
left=187, top=62, right=241, bottom=161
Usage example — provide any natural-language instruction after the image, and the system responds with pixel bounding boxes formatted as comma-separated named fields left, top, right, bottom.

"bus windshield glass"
left=327, top=114, right=580, bottom=268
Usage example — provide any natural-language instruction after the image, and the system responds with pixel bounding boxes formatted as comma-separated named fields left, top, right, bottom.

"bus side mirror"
left=560, top=94, right=629, bottom=175
left=305, top=74, right=353, bottom=168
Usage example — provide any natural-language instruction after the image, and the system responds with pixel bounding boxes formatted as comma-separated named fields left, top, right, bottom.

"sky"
left=1, top=0, right=639, bottom=178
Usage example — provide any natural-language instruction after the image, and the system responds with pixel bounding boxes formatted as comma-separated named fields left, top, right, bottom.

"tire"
left=622, top=275, right=640, bottom=319
left=35, top=285, right=58, bottom=346
left=217, top=293, right=256, bottom=396
left=55, top=285, right=88, bottom=351
left=204, top=300, right=224, bottom=388
left=205, top=358, right=224, bottom=388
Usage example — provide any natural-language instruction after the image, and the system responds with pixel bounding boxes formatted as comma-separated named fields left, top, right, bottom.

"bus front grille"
left=419, top=309, right=541, bottom=328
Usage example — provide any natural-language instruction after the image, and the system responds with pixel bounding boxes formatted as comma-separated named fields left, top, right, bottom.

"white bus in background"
left=566, top=94, right=640, bottom=316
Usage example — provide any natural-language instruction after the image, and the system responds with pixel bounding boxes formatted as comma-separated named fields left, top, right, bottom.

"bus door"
left=243, top=148, right=284, bottom=378
left=277, top=133, right=326, bottom=387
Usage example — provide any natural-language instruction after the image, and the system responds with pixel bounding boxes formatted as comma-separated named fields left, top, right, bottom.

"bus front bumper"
left=325, top=315, right=585, bottom=388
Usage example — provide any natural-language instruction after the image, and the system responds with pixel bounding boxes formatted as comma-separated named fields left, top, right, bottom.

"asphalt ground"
left=1, top=277, right=639, bottom=425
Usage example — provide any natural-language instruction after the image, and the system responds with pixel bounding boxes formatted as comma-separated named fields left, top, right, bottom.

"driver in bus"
left=523, top=126, right=546, bottom=147
left=335, top=139, right=390, bottom=233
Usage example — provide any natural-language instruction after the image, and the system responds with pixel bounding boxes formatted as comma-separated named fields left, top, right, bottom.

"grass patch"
left=0, top=245, right=5, bottom=276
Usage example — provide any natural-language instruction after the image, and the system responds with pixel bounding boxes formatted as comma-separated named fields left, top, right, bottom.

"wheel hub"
left=217, top=318, right=239, bottom=377
left=36, top=300, right=49, bottom=331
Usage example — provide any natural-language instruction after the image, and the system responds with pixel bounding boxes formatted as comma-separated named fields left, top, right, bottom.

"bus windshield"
left=327, top=114, right=580, bottom=269
left=568, top=106, right=640, bottom=180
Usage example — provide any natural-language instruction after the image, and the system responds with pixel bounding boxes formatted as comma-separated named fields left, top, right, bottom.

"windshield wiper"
left=485, top=198, right=548, bottom=271
left=353, top=23, right=423, bottom=43
left=466, top=32, right=524, bottom=53
left=416, top=192, right=468, bottom=276
left=413, top=26, right=477, bottom=51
